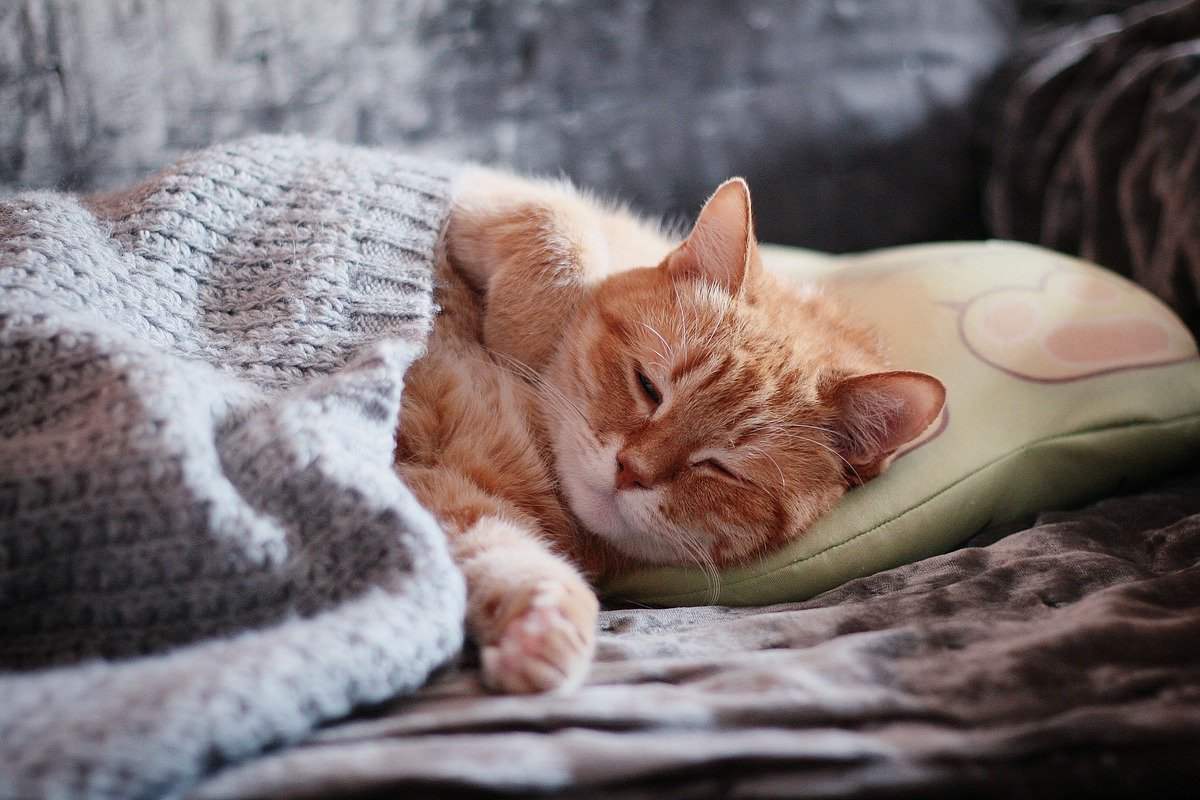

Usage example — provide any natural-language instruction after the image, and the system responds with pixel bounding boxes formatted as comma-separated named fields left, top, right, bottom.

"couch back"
left=1, top=0, right=1016, bottom=251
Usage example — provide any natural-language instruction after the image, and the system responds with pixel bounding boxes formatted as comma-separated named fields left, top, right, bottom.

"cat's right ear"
left=826, top=370, right=946, bottom=484
left=664, top=178, right=760, bottom=297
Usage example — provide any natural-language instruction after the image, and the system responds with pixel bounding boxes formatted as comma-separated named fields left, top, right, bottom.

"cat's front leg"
left=456, top=515, right=599, bottom=693
left=444, top=167, right=589, bottom=371
left=446, top=166, right=581, bottom=293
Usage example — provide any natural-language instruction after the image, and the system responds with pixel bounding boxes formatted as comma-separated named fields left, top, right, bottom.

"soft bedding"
left=3, top=134, right=1199, bottom=800
left=192, top=471, right=1200, bottom=798
left=0, top=137, right=465, bottom=800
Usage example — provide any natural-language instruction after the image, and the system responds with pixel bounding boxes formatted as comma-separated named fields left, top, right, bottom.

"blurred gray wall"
left=1, top=0, right=1017, bottom=251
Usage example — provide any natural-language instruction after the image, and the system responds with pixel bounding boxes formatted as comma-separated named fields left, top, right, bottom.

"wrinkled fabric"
left=0, top=137, right=466, bottom=800
left=192, top=471, right=1200, bottom=799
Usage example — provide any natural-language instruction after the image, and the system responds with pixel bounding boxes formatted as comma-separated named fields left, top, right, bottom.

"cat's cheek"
left=568, top=478, right=623, bottom=538
left=554, top=438, right=625, bottom=535
left=607, top=491, right=693, bottom=565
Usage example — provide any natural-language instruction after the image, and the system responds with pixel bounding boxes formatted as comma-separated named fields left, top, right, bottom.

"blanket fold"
left=0, top=136, right=466, bottom=800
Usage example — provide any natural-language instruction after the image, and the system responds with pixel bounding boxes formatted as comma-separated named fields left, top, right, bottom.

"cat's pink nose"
left=615, top=454, right=650, bottom=491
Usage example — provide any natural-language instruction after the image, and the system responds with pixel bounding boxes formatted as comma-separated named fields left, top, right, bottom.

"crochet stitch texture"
left=0, top=136, right=466, bottom=800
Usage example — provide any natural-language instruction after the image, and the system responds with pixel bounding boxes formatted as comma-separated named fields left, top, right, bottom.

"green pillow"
left=602, top=241, right=1200, bottom=606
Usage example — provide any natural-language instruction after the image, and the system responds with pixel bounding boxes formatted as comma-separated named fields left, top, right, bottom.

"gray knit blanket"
left=0, top=137, right=467, bottom=800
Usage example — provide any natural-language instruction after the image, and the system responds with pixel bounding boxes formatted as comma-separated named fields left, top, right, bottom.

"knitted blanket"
left=0, top=137, right=467, bottom=800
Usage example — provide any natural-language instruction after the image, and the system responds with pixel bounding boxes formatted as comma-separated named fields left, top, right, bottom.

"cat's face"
left=543, top=180, right=944, bottom=569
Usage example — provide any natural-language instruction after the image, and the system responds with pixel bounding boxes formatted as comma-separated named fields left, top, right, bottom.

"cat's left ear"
left=664, top=178, right=761, bottom=298
left=826, top=370, right=946, bottom=484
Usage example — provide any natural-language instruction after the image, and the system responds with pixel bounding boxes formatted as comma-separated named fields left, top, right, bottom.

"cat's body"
left=395, top=169, right=944, bottom=693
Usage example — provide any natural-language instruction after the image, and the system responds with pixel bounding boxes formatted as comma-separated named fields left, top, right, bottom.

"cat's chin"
left=554, top=438, right=674, bottom=565
left=569, top=483, right=682, bottom=566
left=566, top=479, right=629, bottom=544
left=555, top=442, right=632, bottom=539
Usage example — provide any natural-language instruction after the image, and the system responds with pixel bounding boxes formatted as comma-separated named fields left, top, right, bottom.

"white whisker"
left=638, top=321, right=674, bottom=365
left=759, top=428, right=861, bottom=485
left=668, top=525, right=721, bottom=605
left=742, top=444, right=787, bottom=491
left=487, top=348, right=592, bottom=431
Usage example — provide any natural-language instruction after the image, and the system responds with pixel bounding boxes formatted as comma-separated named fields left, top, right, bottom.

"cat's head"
left=545, top=179, right=945, bottom=569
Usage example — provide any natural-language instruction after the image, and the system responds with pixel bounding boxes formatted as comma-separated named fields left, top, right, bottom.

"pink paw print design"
left=956, top=270, right=1197, bottom=382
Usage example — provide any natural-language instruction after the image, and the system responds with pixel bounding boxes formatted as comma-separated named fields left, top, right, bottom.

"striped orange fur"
left=395, top=169, right=944, bottom=693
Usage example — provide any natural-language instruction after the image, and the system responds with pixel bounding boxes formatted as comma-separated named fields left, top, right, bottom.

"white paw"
left=481, top=580, right=597, bottom=694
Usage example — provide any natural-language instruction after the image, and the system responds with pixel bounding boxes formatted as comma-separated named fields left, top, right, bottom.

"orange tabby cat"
left=395, top=170, right=945, bottom=694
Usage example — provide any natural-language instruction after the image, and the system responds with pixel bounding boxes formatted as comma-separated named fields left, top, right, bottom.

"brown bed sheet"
left=191, top=471, right=1200, bottom=799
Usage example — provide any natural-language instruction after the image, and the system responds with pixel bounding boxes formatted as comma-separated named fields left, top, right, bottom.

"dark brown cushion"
left=987, top=0, right=1200, bottom=332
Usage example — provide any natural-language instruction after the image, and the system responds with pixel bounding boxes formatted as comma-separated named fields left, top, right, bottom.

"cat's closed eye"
left=635, top=368, right=662, bottom=407
left=694, top=457, right=740, bottom=482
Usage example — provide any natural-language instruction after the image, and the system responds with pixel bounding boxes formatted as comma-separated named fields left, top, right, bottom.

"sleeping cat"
left=395, top=170, right=945, bottom=694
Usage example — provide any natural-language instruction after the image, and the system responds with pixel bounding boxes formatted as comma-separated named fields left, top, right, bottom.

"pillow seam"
left=636, top=410, right=1200, bottom=603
